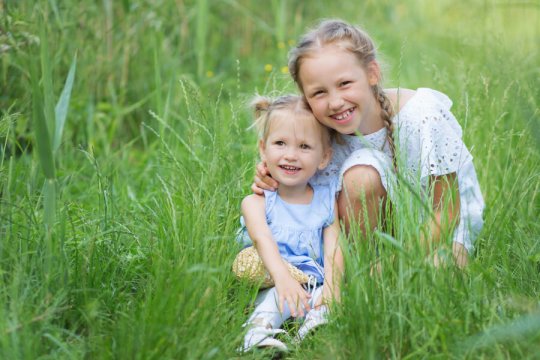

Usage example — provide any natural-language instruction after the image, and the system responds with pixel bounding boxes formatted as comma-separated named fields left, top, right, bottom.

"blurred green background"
left=2, top=0, right=538, bottom=149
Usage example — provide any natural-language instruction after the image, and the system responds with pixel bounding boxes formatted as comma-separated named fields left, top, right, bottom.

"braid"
left=373, top=85, right=397, bottom=169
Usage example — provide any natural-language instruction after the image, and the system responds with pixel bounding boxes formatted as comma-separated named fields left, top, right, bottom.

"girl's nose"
left=329, top=93, right=344, bottom=111
left=284, top=148, right=298, bottom=161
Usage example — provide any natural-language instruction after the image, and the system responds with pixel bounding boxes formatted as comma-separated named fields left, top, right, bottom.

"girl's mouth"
left=279, top=165, right=301, bottom=174
left=331, top=107, right=355, bottom=124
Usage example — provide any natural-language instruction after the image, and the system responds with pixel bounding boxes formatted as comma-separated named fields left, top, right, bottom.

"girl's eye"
left=274, top=141, right=285, bottom=146
left=340, top=80, right=352, bottom=87
left=300, top=143, right=311, bottom=150
left=311, top=90, right=324, bottom=97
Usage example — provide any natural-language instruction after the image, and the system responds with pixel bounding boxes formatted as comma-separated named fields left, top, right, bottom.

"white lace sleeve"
left=398, top=88, right=473, bottom=180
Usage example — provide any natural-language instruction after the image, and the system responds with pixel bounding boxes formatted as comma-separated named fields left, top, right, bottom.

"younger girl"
left=255, top=20, right=484, bottom=267
left=238, top=95, right=343, bottom=352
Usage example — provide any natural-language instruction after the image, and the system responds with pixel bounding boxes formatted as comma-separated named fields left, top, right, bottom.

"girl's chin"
left=333, top=125, right=357, bottom=135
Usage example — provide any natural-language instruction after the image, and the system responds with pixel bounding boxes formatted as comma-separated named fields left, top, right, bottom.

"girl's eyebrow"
left=333, top=74, right=351, bottom=83
left=304, top=84, right=322, bottom=91
left=306, top=86, right=325, bottom=95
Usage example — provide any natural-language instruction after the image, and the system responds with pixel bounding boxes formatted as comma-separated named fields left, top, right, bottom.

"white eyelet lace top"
left=311, top=88, right=485, bottom=251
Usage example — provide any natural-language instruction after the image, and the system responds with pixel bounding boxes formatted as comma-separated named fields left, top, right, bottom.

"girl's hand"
left=251, top=162, right=279, bottom=195
left=274, top=274, right=311, bottom=317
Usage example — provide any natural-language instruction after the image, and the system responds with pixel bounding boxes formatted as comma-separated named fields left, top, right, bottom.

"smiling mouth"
left=331, top=107, right=355, bottom=122
left=279, top=165, right=301, bottom=173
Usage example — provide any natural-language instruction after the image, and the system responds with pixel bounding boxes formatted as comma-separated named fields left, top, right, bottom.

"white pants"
left=246, top=285, right=324, bottom=329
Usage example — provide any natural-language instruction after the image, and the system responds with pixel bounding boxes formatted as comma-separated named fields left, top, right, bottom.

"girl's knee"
left=338, top=165, right=387, bottom=234
left=342, top=165, right=386, bottom=197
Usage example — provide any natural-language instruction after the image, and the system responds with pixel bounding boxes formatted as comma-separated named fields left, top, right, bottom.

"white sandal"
left=296, top=305, right=329, bottom=342
left=241, top=326, right=288, bottom=353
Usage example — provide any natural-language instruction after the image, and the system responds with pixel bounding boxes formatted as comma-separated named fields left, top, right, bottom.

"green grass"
left=1, top=0, right=539, bottom=359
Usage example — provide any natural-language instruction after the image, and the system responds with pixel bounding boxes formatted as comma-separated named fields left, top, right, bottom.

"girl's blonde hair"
left=288, top=19, right=396, bottom=160
left=250, top=94, right=332, bottom=149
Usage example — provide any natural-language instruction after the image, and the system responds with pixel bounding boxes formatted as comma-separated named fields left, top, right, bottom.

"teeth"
left=334, top=108, right=353, bottom=120
left=281, top=165, right=299, bottom=170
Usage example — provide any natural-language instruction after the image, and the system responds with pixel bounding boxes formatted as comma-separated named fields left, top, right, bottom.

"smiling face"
left=298, top=44, right=382, bottom=135
left=259, top=110, right=331, bottom=190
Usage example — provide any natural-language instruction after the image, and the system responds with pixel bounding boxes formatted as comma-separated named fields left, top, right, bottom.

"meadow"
left=0, top=0, right=539, bottom=358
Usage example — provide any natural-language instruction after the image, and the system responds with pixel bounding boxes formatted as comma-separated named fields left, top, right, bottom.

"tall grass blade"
left=53, top=53, right=77, bottom=153
left=43, top=178, right=57, bottom=232
left=40, top=23, right=55, bottom=143
left=196, top=0, right=208, bottom=78
left=272, top=0, right=286, bottom=44
left=30, top=61, right=55, bottom=180
left=33, top=29, right=60, bottom=232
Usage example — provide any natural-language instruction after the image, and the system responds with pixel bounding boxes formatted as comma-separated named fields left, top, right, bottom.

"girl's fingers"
left=278, top=287, right=313, bottom=317
left=254, top=162, right=279, bottom=190
left=251, top=182, right=264, bottom=195
left=263, top=175, right=278, bottom=190
left=254, top=176, right=274, bottom=191
left=288, top=296, right=299, bottom=317
left=289, top=294, right=313, bottom=318
left=256, top=162, right=268, bottom=177
left=279, top=296, right=285, bottom=314
left=302, top=297, right=312, bottom=314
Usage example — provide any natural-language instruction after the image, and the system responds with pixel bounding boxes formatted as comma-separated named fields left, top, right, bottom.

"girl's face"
left=298, top=44, right=381, bottom=135
left=260, top=114, right=331, bottom=189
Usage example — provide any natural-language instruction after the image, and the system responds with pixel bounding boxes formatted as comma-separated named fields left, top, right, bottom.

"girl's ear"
left=318, top=147, right=333, bottom=170
left=367, top=61, right=381, bottom=86
left=258, top=139, right=267, bottom=162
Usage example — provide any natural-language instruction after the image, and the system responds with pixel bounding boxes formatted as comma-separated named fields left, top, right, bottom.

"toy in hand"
left=232, top=246, right=309, bottom=288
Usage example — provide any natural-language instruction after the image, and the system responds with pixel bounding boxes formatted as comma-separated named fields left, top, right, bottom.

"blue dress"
left=237, top=183, right=336, bottom=284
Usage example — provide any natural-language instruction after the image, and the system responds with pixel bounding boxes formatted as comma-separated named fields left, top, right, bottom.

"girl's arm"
left=241, top=194, right=311, bottom=317
left=422, top=173, right=464, bottom=266
left=317, top=200, right=343, bottom=307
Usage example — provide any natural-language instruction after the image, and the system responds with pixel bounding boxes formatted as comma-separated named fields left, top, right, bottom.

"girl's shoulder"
left=387, top=87, right=462, bottom=135
left=241, top=193, right=266, bottom=212
left=387, top=88, right=472, bottom=178
left=385, top=88, right=452, bottom=113
left=385, top=88, right=417, bottom=112
left=386, top=87, right=454, bottom=116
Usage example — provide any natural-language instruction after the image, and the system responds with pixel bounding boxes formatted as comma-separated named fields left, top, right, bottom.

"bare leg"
left=431, top=242, right=469, bottom=268
left=452, top=242, right=468, bottom=268
left=337, top=165, right=387, bottom=236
